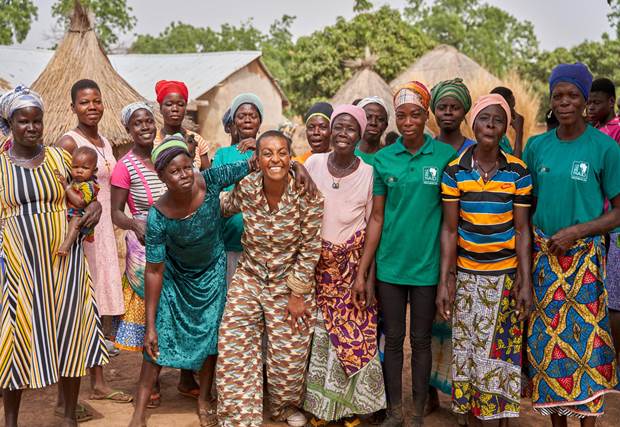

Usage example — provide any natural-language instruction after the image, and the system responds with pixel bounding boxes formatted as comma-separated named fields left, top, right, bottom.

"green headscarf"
left=430, top=78, right=472, bottom=114
left=151, top=133, right=189, bottom=164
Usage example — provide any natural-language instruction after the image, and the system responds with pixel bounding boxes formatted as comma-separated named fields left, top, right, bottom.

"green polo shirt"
left=212, top=144, right=254, bottom=252
left=499, top=135, right=514, bottom=155
left=373, top=135, right=457, bottom=285
left=523, top=125, right=620, bottom=236
left=355, top=146, right=377, bottom=166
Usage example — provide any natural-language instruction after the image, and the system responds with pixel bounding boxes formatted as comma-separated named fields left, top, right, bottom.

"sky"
left=20, top=0, right=614, bottom=51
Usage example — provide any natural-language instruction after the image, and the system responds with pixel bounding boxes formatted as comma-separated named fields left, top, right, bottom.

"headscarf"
left=222, top=108, right=233, bottom=133
left=470, top=94, right=512, bottom=128
left=549, top=63, right=593, bottom=100
left=231, top=93, right=264, bottom=122
left=151, top=133, right=189, bottom=165
left=430, top=78, right=472, bottom=113
left=331, top=104, right=368, bottom=135
left=155, top=80, right=189, bottom=105
left=304, top=102, right=333, bottom=124
left=394, top=81, right=431, bottom=111
left=120, top=101, right=153, bottom=127
left=0, top=84, right=44, bottom=136
left=357, top=96, right=388, bottom=115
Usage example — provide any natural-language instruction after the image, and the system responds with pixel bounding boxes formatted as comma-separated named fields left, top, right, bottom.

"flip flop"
left=89, top=390, right=133, bottom=403
left=198, top=402, right=218, bottom=427
left=147, top=392, right=161, bottom=409
left=344, top=417, right=361, bottom=427
left=54, top=403, right=93, bottom=423
left=177, top=386, right=200, bottom=399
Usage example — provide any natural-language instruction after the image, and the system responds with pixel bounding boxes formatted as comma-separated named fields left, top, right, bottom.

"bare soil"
left=2, top=349, right=618, bottom=427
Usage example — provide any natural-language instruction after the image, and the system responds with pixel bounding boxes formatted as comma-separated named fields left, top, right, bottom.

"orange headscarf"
left=393, top=81, right=431, bottom=111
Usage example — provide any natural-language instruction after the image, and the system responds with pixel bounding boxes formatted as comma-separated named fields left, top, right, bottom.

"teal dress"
left=144, top=162, right=249, bottom=370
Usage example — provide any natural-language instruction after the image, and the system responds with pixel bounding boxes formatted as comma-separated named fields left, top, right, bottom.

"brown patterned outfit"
left=216, top=172, right=323, bottom=427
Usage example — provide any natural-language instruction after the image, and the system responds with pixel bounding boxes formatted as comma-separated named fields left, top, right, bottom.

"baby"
left=56, top=146, right=100, bottom=256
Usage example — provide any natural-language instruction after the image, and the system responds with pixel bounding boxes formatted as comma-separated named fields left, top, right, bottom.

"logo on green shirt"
left=423, top=166, right=439, bottom=185
left=571, top=161, right=590, bottom=182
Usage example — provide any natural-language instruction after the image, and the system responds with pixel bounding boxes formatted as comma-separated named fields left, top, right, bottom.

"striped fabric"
left=441, top=146, right=532, bottom=274
left=0, top=147, right=108, bottom=390
left=118, top=152, right=166, bottom=216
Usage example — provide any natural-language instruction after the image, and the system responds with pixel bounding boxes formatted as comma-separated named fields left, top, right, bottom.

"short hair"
left=490, top=86, right=514, bottom=102
left=71, top=79, right=101, bottom=103
left=256, top=130, right=292, bottom=152
left=385, top=131, right=400, bottom=146
left=73, top=146, right=98, bottom=164
left=545, top=109, right=559, bottom=129
left=352, top=98, right=363, bottom=106
left=590, top=78, right=616, bottom=99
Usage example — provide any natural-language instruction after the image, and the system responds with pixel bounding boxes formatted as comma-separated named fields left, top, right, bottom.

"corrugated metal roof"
left=0, top=46, right=262, bottom=100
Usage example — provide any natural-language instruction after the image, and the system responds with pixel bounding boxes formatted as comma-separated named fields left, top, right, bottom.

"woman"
left=0, top=85, right=108, bottom=427
left=304, top=105, right=386, bottom=426
left=355, top=81, right=457, bottom=427
left=524, top=63, right=620, bottom=425
left=55, top=79, right=128, bottom=404
left=154, top=80, right=211, bottom=170
left=294, top=102, right=333, bottom=163
left=426, top=78, right=475, bottom=416
left=216, top=130, right=323, bottom=427
left=111, top=102, right=168, bottom=406
left=355, top=96, right=389, bottom=165
left=213, top=93, right=263, bottom=284
left=127, top=138, right=252, bottom=427
left=437, top=94, right=533, bottom=425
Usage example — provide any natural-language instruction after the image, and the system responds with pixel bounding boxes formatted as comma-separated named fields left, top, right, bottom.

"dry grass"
left=31, top=2, right=162, bottom=146
left=0, top=78, right=11, bottom=93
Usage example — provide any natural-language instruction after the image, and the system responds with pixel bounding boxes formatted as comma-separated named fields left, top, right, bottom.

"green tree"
left=0, top=0, right=38, bottom=45
left=287, top=6, right=435, bottom=114
left=354, top=0, right=374, bottom=12
left=405, top=0, right=539, bottom=76
left=52, top=0, right=136, bottom=49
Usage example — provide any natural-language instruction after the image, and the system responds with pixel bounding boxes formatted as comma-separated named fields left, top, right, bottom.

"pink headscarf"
left=470, top=94, right=512, bottom=128
left=331, top=104, right=368, bottom=135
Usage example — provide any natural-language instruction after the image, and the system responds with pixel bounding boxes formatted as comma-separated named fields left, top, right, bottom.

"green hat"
left=430, top=78, right=472, bottom=114
left=151, top=133, right=189, bottom=164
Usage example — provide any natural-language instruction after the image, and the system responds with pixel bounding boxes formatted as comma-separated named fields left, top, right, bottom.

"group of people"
left=0, top=60, right=619, bottom=427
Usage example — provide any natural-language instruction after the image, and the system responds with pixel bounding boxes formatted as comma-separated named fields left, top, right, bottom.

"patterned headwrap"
left=470, top=94, right=512, bottom=129
left=222, top=108, right=233, bottom=133
left=430, top=78, right=472, bottom=113
left=0, top=84, right=44, bottom=136
left=549, top=63, right=593, bottom=100
left=151, top=133, right=189, bottom=165
left=331, top=104, right=368, bottom=135
left=357, top=96, right=388, bottom=115
left=231, top=93, right=264, bottom=122
left=393, top=81, right=431, bottom=111
left=120, top=101, right=153, bottom=127
left=304, top=101, right=333, bottom=124
left=155, top=80, right=189, bottom=104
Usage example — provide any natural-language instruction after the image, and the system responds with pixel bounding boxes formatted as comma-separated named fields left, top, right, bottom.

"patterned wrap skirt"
left=528, top=228, right=620, bottom=417
left=452, top=272, right=522, bottom=420
left=304, top=230, right=386, bottom=420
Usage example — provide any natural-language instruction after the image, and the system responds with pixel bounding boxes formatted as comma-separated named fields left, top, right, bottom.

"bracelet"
left=286, top=274, right=311, bottom=295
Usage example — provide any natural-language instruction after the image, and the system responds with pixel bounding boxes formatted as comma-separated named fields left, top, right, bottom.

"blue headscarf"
left=549, top=63, right=593, bottom=100
left=230, top=93, right=264, bottom=123
left=0, top=84, right=44, bottom=136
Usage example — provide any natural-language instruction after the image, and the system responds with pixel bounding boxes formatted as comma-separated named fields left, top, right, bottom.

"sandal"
left=89, top=390, right=133, bottom=403
left=198, top=402, right=218, bottom=427
left=310, top=417, right=328, bottom=427
left=54, top=403, right=93, bottom=423
left=146, top=392, right=161, bottom=409
left=344, top=417, right=361, bottom=427
left=177, top=386, right=200, bottom=399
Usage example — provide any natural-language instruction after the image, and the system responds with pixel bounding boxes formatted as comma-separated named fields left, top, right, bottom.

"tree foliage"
left=405, top=0, right=539, bottom=76
left=287, top=6, right=434, bottom=114
left=0, top=0, right=38, bottom=45
left=52, top=0, right=136, bottom=50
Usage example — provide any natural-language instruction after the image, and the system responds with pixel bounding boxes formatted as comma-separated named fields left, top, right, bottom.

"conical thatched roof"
left=0, top=78, right=11, bottom=93
left=32, top=2, right=158, bottom=146
left=390, top=44, right=500, bottom=90
left=331, top=50, right=396, bottom=134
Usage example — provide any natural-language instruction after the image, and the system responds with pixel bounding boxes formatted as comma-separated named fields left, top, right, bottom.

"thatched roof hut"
left=32, top=2, right=158, bottom=146
left=0, top=78, right=11, bottom=93
left=391, top=44, right=541, bottom=143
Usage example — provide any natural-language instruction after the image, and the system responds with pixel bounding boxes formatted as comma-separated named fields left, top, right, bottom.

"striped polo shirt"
left=441, top=146, right=532, bottom=274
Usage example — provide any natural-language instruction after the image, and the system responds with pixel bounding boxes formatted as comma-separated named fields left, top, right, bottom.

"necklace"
left=473, top=152, right=499, bottom=181
left=75, top=128, right=110, bottom=172
left=8, top=144, right=44, bottom=167
left=328, top=154, right=358, bottom=189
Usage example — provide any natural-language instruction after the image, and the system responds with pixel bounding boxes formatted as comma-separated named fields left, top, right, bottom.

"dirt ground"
left=2, top=349, right=619, bottom=427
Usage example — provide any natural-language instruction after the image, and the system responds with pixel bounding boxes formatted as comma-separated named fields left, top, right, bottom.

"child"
left=56, top=146, right=99, bottom=256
